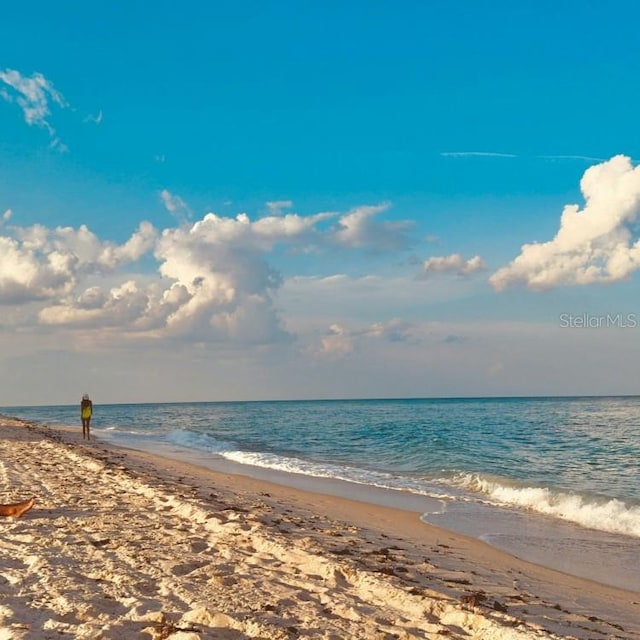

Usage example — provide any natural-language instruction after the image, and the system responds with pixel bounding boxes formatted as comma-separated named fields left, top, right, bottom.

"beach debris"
left=0, top=496, right=35, bottom=518
left=154, top=613, right=201, bottom=638
left=459, top=591, right=487, bottom=609
left=493, top=600, right=508, bottom=613
left=89, top=537, right=111, bottom=548
left=154, top=613, right=177, bottom=639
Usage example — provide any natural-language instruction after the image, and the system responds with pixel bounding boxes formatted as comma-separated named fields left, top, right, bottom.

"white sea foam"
left=167, top=429, right=233, bottom=454
left=223, top=450, right=398, bottom=486
left=219, top=449, right=458, bottom=500
left=130, top=426, right=640, bottom=540
left=97, top=427, right=157, bottom=437
left=219, top=452, right=640, bottom=539
left=454, top=473, right=640, bottom=538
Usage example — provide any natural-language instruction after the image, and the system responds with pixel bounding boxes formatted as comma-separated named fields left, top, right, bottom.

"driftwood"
left=0, top=497, right=35, bottom=517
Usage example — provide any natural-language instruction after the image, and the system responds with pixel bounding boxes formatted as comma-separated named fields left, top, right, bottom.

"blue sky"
left=2, top=1, right=640, bottom=404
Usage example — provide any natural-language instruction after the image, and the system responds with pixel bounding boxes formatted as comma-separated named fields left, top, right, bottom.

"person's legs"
left=82, top=418, right=88, bottom=439
left=86, top=418, right=91, bottom=441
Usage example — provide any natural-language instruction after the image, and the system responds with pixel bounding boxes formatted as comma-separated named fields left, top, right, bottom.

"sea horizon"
left=5, top=392, right=640, bottom=410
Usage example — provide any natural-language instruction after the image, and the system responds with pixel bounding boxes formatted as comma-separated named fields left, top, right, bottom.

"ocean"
left=4, top=396, right=640, bottom=591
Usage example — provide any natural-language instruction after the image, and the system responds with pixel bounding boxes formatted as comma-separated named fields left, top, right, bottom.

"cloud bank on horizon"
left=2, top=153, right=639, bottom=355
left=0, top=200, right=422, bottom=347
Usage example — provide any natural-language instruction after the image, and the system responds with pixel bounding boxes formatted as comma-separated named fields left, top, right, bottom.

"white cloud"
left=441, top=151, right=517, bottom=158
left=83, top=110, right=103, bottom=125
left=441, top=152, right=605, bottom=164
left=332, top=203, right=413, bottom=250
left=316, top=318, right=417, bottom=357
left=97, top=222, right=158, bottom=269
left=0, top=206, right=336, bottom=342
left=0, top=200, right=419, bottom=347
left=0, top=222, right=157, bottom=306
left=160, top=189, right=191, bottom=220
left=33, top=204, right=343, bottom=341
left=0, top=235, right=76, bottom=303
left=491, top=155, right=640, bottom=291
left=39, top=281, right=151, bottom=327
left=319, top=323, right=354, bottom=355
left=266, top=200, right=293, bottom=215
left=421, top=253, right=487, bottom=277
left=0, top=68, right=68, bottom=147
left=281, top=271, right=479, bottom=331
left=12, top=221, right=157, bottom=271
left=365, top=318, right=416, bottom=342
left=537, top=155, right=605, bottom=163
left=153, top=212, right=297, bottom=343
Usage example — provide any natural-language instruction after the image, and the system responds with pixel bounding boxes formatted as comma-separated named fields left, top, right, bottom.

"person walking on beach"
left=81, top=393, right=93, bottom=441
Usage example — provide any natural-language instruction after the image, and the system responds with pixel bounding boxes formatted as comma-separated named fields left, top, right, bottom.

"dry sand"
left=0, top=416, right=638, bottom=640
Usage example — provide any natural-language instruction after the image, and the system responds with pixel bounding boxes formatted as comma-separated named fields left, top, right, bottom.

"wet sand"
left=0, top=416, right=638, bottom=639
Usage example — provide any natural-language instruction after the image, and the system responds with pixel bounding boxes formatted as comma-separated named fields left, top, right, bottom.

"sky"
left=2, top=1, right=640, bottom=405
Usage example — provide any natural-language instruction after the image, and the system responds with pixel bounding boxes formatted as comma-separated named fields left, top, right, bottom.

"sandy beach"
left=0, top=416, right=638, bottom=640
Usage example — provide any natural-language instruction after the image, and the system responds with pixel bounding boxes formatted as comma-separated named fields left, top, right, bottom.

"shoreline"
left=105, top=434, right=640, bottom=593
left=1, top=416, right=638, bottom=639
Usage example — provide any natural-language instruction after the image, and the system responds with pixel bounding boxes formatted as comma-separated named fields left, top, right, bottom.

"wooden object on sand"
left=0, top=497, right=35, bottom=517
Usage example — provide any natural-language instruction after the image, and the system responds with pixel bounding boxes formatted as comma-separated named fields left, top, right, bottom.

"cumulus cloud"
left=0, top=222, right=157, bottom=306
left=317, top=319, right=417, bottom=357
left=39, top=281, right=152, bottom=327
left=98, top=222, right=158, bottom=269
left=153, top=212, right=307, bottom=343
left=319, top=323, right=354, bottom=355
left=332, top=203, right=413, bottom=251
left=0, top=199, right=416, bottom=346
left=13, top=221, right=157, bottom=271
left=38, top=278, right=195, bottom=332
left=491, top=155, right=640, bottom=290
left=0, top=235, right=76, bottom=304
left=421, top=253, right=487, bottom=277
left=35, top=205, right=343, bottom=341
left=365, top=318, right=416, bottom=342
left=0, top=68, right=68, bottom=149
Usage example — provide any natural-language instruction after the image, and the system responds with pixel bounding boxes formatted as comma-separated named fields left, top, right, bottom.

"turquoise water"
left=5, top=396, right=640, bottom=589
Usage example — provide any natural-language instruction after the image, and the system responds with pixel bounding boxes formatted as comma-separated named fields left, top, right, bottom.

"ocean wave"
left=166, top=429, right=239, bottom=455
left=219, top=449, right=457, bottom=499
left=118, top=426, right=640, bottom=540
left=99, top=426, right=156, bottom=438
left=452, top=473, right=640, bottom=538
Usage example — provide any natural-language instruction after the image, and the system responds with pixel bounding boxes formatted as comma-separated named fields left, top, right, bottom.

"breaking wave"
left=452, top=473, right=640, bottom=538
